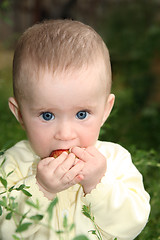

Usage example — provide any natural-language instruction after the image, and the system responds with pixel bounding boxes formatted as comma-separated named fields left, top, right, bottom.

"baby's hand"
left=36, top=152, right=84, bottom=200
left=71, top=146, right=107, bottom=194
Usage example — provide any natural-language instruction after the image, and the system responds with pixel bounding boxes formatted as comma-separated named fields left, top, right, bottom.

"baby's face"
left=18, top=66, right=114, bottom=158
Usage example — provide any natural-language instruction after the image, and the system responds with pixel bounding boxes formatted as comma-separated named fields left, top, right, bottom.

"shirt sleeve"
left=82, top=142, right=150, bottom=240
left=0, top=141, right=50, bottom=207
left=0, top=141, right=50, bottom=239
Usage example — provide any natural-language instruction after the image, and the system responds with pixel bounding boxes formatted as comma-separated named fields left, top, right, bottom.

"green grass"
left=131, top=148, right=160, bottom=240
left=0, top=58, right=26, bottom=150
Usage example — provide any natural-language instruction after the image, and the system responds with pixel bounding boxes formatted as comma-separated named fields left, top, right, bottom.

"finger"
left=54, top=153, right=76, bottom=178
left=71, top=147, right=90, bottom=161
left=86, top=146, right=106, bottom=165
left=61, top=160, right=84, bottom=184
left=48, top=151, right=69, bottom=169
left=85, top=146, right=102, bottom=158
left=38, top=157, right=54, bottom=168
left=65, top=174, right=84, bottom=187
left=74, top=174, right=84, bottom=184
left=73, top=146, right=103, bottom=160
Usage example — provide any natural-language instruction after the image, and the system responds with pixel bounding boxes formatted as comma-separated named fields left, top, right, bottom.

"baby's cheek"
left=84, top=136, right=99, bottom=148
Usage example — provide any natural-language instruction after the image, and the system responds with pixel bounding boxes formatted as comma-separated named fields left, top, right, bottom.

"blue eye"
left=76, top=111, right=88, bottom=120
left=41, top=112, right=55, bottom=121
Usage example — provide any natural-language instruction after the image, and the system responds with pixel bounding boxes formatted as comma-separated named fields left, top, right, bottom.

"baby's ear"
left=8, top=97, right=24, bottom=128
left=101, top=94, right=115, bottom=126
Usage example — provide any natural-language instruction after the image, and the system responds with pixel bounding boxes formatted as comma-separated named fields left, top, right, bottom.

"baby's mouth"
left=49, top=149, right=80, bottom=167
left=49, top=149, right=70, bottom=158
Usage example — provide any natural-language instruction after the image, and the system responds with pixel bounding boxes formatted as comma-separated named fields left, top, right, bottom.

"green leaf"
left=30, top=214, right=43, bottom=221
left=26, top=199, right=39, bottom=209
left=0, top=200, right=6, bottom=207
left=63, top=214, right=68, bottom=229
left=10, top=198, right=18, bottom=210
left=82, top=205, right=91, bottom=220
left=0, top=151, right=5, bottom=156
left=72, top=235, right=90, bottom=240
left=47, top=196, right=58, bottom=221
left=56, top=230, right=64, bottom=234
left=0, top=176, right=7, bottom=189
left=9, top=185, right=15, bottom=192
left=16, top=184, right=25, bottom=190
left=21, top=189, right=32, bottom=197
left=19, top=211, right=30, bottom=225
left=88, top=230, right=96, bottom=235
left=0, top=190, right=7, bottom=195
left=0, top=158, right=6, bottom=166
left=0, top=196, right=7, bottom=207
left=2, top=196, right=7, bottom=202
left=69, top=223, right=75, bottom=231
left=82, top=205, right=90, bottom=213
left=6, top=211, right=12, bottom=220
left=10, top=196, right=16, bottom=200
left=82, top=211, right=91, bottom=219
left=7, top=170, right=14, bottom=177
left=12, top=235, right=21, bottom=240
left=0, top=205, right=2, bottom=215
left=16, top=222, right=32, bottom=233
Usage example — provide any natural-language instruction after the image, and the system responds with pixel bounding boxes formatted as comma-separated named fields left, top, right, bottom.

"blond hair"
left=13, top=19, right=111, bottom=102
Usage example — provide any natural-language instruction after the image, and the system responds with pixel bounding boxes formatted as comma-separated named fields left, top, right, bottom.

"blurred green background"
left=0, top=0, right=160, bottom=239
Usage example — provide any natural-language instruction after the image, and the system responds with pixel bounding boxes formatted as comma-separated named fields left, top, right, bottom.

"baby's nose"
left=54, top=122, right=76, bottom=141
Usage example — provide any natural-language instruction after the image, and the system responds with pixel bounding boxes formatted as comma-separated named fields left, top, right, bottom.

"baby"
left=0, top=20, right=150, bottom=240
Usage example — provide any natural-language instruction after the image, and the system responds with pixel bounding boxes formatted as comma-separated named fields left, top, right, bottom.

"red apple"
left=50, top=149, right=69, bottom=158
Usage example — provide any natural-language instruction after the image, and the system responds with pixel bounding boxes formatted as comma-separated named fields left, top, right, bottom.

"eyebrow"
left=69, top=102, right=98, bottom=111
left=29, top=102, right=97, bottom=112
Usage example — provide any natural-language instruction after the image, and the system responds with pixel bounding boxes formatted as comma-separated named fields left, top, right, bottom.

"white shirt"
left=0, top=140, right=150, bottom=240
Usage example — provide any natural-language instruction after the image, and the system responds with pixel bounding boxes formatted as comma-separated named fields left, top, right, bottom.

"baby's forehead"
left=17, top=60, right=111, bottom=107
left=38, top=58, right=109, bottom=81
left=16, top=51, right=111, bottom=104
left=35, top=62, right=110, bottom=95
